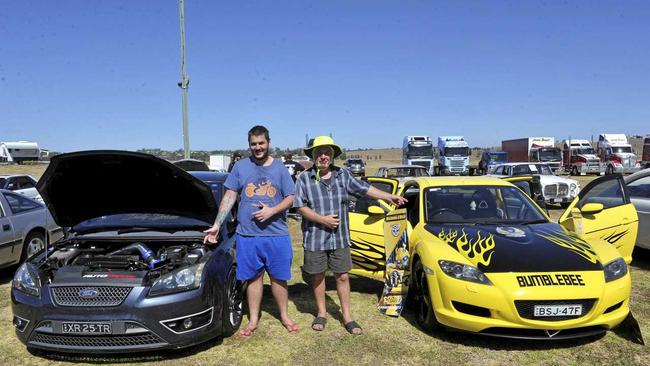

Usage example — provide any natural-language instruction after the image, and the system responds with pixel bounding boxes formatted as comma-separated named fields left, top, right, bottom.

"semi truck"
left=501, top=137, right=562, bottom=173
left=402, top=136, right=435, bottom=174
left=434, top=136, right=470, bottom=175
left=562, top=139, right=604, bottom=176
left=642, top=135, right=650, bottom=169
left=596, top=134, right=641, bottom=174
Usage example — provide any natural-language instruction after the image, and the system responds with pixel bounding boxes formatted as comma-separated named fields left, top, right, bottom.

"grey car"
left=625, top=168, right=650, bottom=250
left=12, top=151, right=243, bottom=353
left=345, top=158, right=365, bottom=176
left=0, top=189, right=62, bottom=269
left=0, top=174, right=44, bottom=203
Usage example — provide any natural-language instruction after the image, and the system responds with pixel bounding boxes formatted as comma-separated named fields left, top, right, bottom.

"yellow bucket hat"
left=304, top=135, right=343, bottom=159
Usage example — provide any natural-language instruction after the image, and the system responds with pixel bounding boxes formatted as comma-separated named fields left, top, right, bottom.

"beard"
left=251, top=149, right=269, bottom=165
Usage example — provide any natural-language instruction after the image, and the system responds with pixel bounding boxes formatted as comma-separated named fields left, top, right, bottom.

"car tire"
left=413, top=260, right=440, bottom=331
left=221, top=266, right=244, bottom=336
left=20, top=231, right=45, bottom=262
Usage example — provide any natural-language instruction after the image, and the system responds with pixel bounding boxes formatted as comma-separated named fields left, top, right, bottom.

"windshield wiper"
left=516, top=219, right=548, bottom=225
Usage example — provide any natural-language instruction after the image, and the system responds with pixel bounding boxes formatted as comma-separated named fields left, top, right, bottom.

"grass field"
left=1, top=161, right=649, bottom=365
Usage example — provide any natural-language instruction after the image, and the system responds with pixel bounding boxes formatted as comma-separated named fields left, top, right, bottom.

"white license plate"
left=533, top=305, right=582, bottom=317
left=62, top=322, right=111, bottom=334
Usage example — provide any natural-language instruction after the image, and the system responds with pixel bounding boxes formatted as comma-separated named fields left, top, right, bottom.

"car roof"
left=493, top=162, right=550, bottom=167
left=379, top=165, right=427, bottom=169
left=402, top=176, right=514, bottom=187
left=0, top=174, right=33, bottom=179
left=625, top=168, right=650, bottom=183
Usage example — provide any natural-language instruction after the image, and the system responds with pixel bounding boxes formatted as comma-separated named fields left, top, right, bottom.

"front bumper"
left=12, top=284, right=224, bottom=353
left=427, top=270, right=630, bottom=339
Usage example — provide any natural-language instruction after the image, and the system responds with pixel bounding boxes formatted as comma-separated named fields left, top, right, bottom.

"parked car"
left=489, top=163, right=580, bottom=207
left=345, top=158, right=365, bottom=176
left=172, top=158, right=210, bottom=172
left=348, top=174, right=637, bottom=339
left=625, top=168, right=650, bottom=250
left=1, top=190, right=62, bottom=269
left=12, top=151, right=243, bottom=353
left=0, top=175, right=43, bottom=203
left=375, top=165, right=430, bottom=186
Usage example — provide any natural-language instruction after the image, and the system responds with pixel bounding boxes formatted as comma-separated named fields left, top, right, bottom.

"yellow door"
left=559, top=174, right=638, bottom=263
left=348, top=177, right=399, bottom=280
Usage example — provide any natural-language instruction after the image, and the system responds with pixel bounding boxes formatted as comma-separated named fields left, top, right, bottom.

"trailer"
left=1, top=141, right=40, bottom=164
left=642, top=136, right=650, bottom=169
left=501, top=137, right=562, bottom=173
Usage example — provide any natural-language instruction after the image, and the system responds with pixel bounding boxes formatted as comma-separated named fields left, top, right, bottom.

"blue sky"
left=2, top=1, right=649, bottom=152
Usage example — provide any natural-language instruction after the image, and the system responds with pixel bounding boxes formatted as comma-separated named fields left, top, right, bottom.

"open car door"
left=559, top=174, right=638, bottom=263
left=348, top=177, right=399, bottom=280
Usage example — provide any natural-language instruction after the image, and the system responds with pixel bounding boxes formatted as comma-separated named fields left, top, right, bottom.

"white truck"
left=1, top=141, right=41, bottom=164
left=209, top=154, right=231, bottom=172
left=562, top=139, right=604, bottom=176
left=596, top=134, right=641, bottom=174
left=502, top=137, right=563, bottom=173
left=434, top=136, right=470, bottom=175
left=402, top=136, right=435, bottom=174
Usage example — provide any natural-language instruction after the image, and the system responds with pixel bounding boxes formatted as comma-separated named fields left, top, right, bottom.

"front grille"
left=450, top=160, right=464, bottom=167
left=51, top=286, right=132, bottom=307
left=30, top=332, right=166, bottom=348
left=544, top=184, right=569, bottom=197
left=515, top=299, right=597, bottom=321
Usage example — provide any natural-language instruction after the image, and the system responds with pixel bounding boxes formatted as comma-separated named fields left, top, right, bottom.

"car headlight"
left=148, top=262, right=205, bottom=297
left=604, top=258, right=627, bottom=282
left=13, top=263, right=41, bottom=296
left=570, top=183, right=579, bottom=196
left=438, top=260, right=492, bottom=285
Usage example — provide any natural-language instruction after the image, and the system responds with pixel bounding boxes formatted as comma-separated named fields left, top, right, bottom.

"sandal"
left=283, top=322, right=300, bottom=334
left=238, top=326, right=257, bottom=338
left=311, top=316, right=327, bottom=331
left=344, top=321, right=363, bottom=335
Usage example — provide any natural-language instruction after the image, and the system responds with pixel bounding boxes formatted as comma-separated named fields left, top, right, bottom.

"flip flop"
left=283, top=322, right=300, bottom=334
left=238, top=326, right=257, bottom=338
left=344, top=321, right=363, bottom=335
left=311, top=316, right=327, bottom=331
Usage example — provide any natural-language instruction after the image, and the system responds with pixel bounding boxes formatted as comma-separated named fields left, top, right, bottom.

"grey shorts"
left=303, top=246, right=353, bottom=274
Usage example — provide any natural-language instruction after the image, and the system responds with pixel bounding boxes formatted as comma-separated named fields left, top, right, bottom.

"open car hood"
left=37, top=151, right=218, bottom=228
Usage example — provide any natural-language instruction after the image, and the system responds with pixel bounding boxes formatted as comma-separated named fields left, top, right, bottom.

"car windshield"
left=612, top=146, right=632, bottom=154
left=539, top=149, right=562, bottom=161
left=511, top=164, right=553, bottom=176
left=385, top=167, right=428, bottom=177
left=444, top=147, right=469, bottom=157
left=489, top=153, right=507, bottom=162
left=347, top=159, right=363, bottom=165
left=425, top=185, right=547, bottom=224
left=73, top=213, right=209, bottom=233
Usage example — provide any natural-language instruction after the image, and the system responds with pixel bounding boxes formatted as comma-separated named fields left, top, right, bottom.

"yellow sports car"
left=348, top=174, right=637, bottom=339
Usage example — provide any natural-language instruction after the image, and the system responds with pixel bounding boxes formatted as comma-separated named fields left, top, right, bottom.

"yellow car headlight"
left=438, top=260, right=492, bottom=285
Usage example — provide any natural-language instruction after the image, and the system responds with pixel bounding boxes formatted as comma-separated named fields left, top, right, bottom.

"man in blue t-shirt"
left=204, top=125, right=298, bottom=337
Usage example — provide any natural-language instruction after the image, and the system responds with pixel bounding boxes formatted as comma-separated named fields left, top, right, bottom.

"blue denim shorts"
left=235, top=234, right=293, bottom=281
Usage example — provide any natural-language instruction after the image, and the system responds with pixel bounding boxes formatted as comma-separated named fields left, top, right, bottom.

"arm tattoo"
left=214, top=195, right=236, bottom=226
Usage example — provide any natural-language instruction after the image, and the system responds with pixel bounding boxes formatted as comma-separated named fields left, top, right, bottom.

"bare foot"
left=238, top=324, right=258, bottom=338
left=282, top=320, right=299, bottom=334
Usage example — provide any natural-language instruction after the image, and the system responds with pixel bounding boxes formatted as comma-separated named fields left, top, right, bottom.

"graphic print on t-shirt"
left=244, top=176, right=278, bottom=198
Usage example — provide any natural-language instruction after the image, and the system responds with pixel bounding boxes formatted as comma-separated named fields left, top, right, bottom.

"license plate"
left=533, top=305, right=582, bottom=317
left=62, top=322, right=111, bottom=334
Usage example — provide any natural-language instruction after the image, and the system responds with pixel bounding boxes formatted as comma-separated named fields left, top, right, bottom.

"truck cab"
left=597, top=134, right=640, bottom=175
left=562, top=139, right=604, bottom=176
left=435, top=136, right=470, bottom=175
left=402, top=136, right=434, bottom=175
left=478, top=150, right=508, bottom=175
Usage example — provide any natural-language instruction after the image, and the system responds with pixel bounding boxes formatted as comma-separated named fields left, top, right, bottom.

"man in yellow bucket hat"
left=294, top=135, right=407, bottom=335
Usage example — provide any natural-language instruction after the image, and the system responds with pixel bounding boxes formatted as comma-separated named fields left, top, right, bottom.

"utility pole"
left=178, top=0, right=190, bottom=159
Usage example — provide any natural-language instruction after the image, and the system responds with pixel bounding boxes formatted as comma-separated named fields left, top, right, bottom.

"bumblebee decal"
left=350, top=236, right=385, bottom=272
left=438, top=228, right=496, bottom=267
left=601, top=229, right=629, bottom=245
left=536, top=229, right=599, bottom=264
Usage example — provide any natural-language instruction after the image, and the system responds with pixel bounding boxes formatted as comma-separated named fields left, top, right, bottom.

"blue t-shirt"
left=225, top=157, right=295, bottom=236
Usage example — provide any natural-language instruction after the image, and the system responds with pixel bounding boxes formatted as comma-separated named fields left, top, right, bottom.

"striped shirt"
left=294, top=166, right=370, bottom=251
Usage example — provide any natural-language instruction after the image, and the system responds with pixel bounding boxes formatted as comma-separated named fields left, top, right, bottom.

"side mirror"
left=368, top=205, right=385, bottom=215
left=581, top=202, right=604, bottom=215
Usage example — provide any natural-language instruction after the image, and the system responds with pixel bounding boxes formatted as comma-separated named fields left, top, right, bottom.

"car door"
left=626, top=174, right=650, bottom=249
left=559, top=174, right=638, bottom=263
left=0, top=193, right=18, bottom=266
left=348, top=177, right=399, bottom=280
